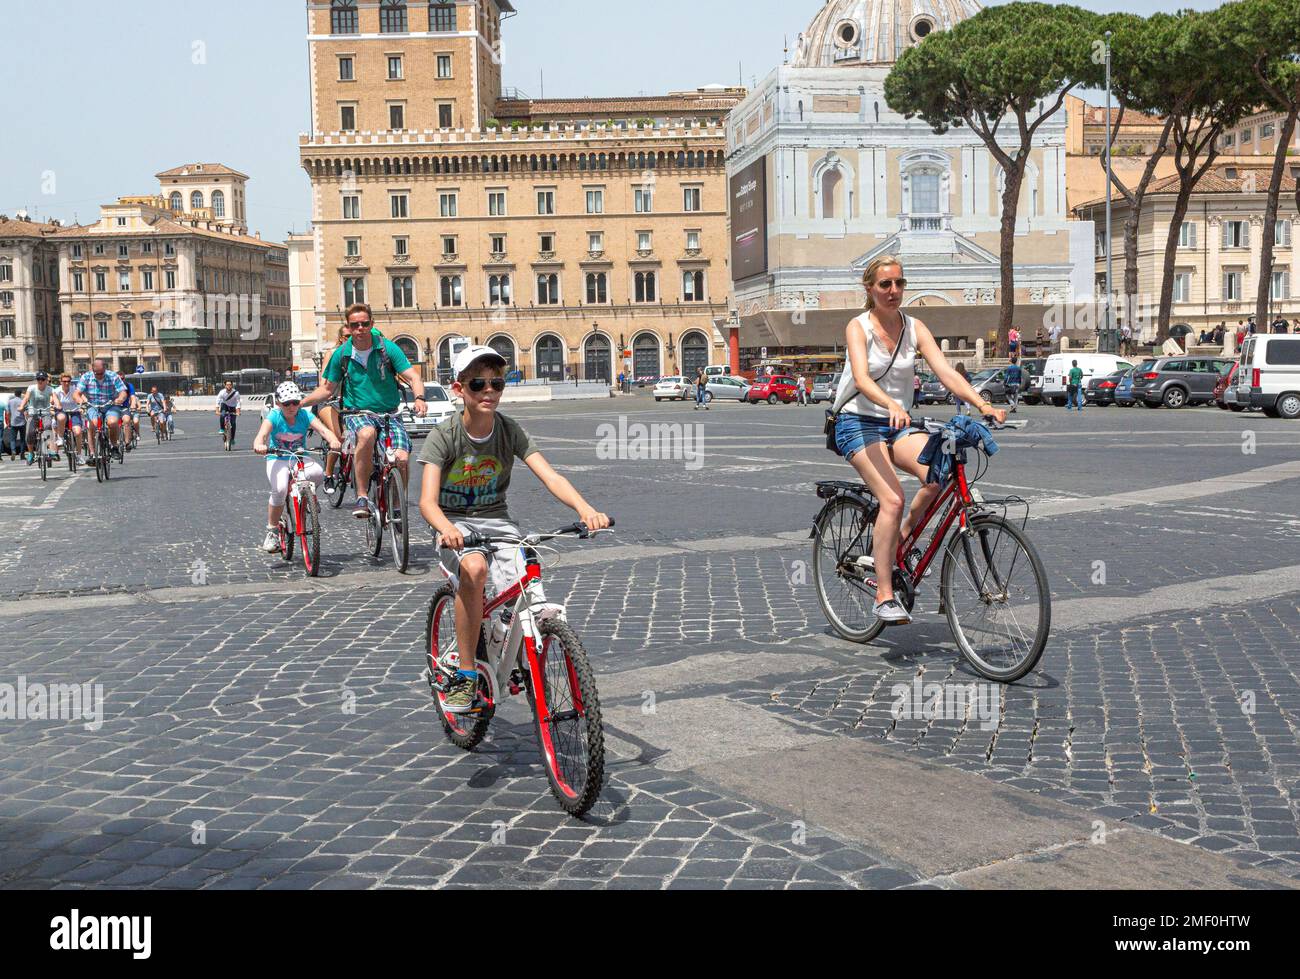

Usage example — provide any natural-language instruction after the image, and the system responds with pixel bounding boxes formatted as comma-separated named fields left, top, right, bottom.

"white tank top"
left=835, top=312, right=917, bottom=419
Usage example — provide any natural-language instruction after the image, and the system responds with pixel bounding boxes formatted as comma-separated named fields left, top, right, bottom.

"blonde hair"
left=862, top=255, right=904, bottom=311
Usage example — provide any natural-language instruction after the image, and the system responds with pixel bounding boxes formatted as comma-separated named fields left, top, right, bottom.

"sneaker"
left=442, top=672, right=479, bottom=714
left=906, top=548, right=933, bottom=579
left=261, top=528, right=281, bottom=553
left=353, top=497, right=372, bottom=520
left=55, top=438, right=64, bottom=449
left=872, top=599, right=913, bottom=624
left=323, top=475, right=337, bottom=496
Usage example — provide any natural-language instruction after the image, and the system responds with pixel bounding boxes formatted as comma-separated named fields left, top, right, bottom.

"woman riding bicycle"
left=832, top=256, right=1005, bottom=624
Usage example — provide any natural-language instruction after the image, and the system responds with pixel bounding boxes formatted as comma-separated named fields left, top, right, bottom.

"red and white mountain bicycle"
left=424, top=521, right=614, bottom=817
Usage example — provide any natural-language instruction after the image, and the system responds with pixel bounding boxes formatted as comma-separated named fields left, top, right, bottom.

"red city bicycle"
left=274, top=449, right=324, bottom=577
left=425, top=521, right=614, bottom=816
left=811, top=417, right=1050, bottom=682
left=340, top=410, right=410, bottom=572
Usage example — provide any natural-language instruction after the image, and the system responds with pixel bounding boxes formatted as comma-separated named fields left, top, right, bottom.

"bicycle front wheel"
left=812, top=496, right=886, bottom=644
left=940, top=516, right=1051, bottom=683
left=365, top=483, right=384, bottom=558
left=301, top=495, right=321, bottom=577
left=38, top=444, right=48, bottom=482
left=386, top=469, right=409, bottom=572
left=529, top=620, right=605, bottom=817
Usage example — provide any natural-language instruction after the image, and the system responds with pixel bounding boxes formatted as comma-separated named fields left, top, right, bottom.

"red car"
left=1214, top=363, right=1236, bottom=409
left=746, top=374, right=800, bottom=404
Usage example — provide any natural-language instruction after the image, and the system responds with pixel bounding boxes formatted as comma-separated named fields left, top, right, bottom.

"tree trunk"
left=997, top=164, right=1025, bottom=354
left=1255, top=105, right=1299, bottom=329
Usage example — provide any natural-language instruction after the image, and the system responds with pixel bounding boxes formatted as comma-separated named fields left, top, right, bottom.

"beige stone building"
left=53, top=193, right=291, bottom=379
left=157, top=163, right=251, bottom=234
left=300, top=0, right=743, bottom=382
left=1220, top=107, right=1300, bottom=158
left=1075, top=162, right=1300, bottom=338
left=288, top=231, right=322, bottom=370
left=0, top=214, right=64, bottom=374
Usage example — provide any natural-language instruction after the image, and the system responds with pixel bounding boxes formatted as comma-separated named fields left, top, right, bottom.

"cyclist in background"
left=118, top=373, right=142, bottom=450
left=146, top=387, right=167, bottom=437
left=163, top=393, right=176, bottom=436
left=51, top=373, right=86, bottom=457
left=216, top=381, right=241, bottom=446
left=18, top=372, right=54, bottom=465
left=76, top=358, right=128, bottom=460
left=830, top=256, right=1004, bottom=624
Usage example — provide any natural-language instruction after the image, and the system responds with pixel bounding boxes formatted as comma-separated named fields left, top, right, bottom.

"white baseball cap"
left=452, top=345, right=507, bottom=379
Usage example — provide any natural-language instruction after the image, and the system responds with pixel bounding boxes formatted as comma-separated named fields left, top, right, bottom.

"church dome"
left=791, top=0, right=982, bottom=68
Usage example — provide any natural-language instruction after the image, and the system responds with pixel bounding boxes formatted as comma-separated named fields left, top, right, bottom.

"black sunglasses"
left=466, top=378, right=507, bottom=394
left=348, top=320, right=372, bottom=329
left=876, top=278, right=908, bottom=291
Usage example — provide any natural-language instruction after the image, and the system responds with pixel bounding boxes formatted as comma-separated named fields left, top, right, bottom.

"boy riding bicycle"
left=418, top=346, right=610, bottom=714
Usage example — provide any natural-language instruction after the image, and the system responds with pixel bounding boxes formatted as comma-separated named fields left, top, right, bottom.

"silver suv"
left=1130, top=356, right=1233, bottom=409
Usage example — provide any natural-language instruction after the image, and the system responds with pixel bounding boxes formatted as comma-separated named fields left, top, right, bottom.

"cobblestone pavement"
left=1, top=399, right=1298, bottom=888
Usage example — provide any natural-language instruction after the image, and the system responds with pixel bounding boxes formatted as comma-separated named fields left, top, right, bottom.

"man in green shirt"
left=302, top=303, right=428, bottom=519
left=418, top=345, right=609, bottom=713
left=1067, top=360, right=1085, bottom=412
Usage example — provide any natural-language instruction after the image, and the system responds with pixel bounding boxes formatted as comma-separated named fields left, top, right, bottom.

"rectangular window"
left=1272, top=268, right=1291, bottom=301
left=1222, top=221, right=1249, bottom=249
left=343, top=195, right=361, bottom=220
left=0, top=349, right=13, bottom=363
left=116, top=218, right=127, bottom=227
left=1223, top=270, right=1243, bottom=301
left=145, top=319, right=156, bottom=339
left=634, top=187, right=653, bottom=213
left=438, top=103, right=454, bottom=129
left=683, top=187, right=702, bottom=212
left=344, top=276, right=366, bottom=305
left=1262, top=123, right=1275, bottom=138
left=388, top=56, right=403, bottom=80
left=440, top=275, right=463, bottom=307
left=95, top=272, right=106, bottom=291
left=94, top=243, right=105, bottom=255
left=339, top=57, right=354, bottom=81
left=1265, top=338, right=1300, bottom=364
left=1178, top=221, right=1197, bottom=249
left=430, top=2, right=456, bottom=31
left=165, top=270, right=176, bottom=289
left=97, top=321, right=109, bottom=341
left=340, top=105, right=357, bottom=131
left=121, top=320, right=133, bottom=340
left=441, top=236, right=457, bottom=257
left=490, top=234, right=506, bottom=255
left=119, top=272, right=130, bottom=291
left=1241, top=128, right=1253, bottom=143
left=0, top=264, right=11, bottom=283
left=539, top=234, right=555, bottom=253
left=380, top=2, right=408, bottom=33
left=537, top=190, right=556, bottom=215
left=1173, top=272, right=1190, bottom=303
left=390, top=193, right=409, bottom=219
left=391, top=275, right=414, bottom=308
left=164, top=242, right=175, bottom=257
left=345, top=237, right=361, bottom=257
left=585, top=189, right=604, bottom=214
left=686, top=230, right=701, bottom=251
left=437, top=55, right=452, bottom=78
left=332, top=3, right=358, bottom=34
left=1276, top=220, right=1292, bottom=248
left=488, top=274, right=512, bottom=306
left=72, top=245, right=83, bottom=259
left=0, top=319, right=13, bottom=338
left=588, top=232, right=603, bottom=253
left=439, top=192, right=458, bottom=217
left=75, top=321, right=87, bottom=341
left=487, top=190, right=506, bottom=216
left=118, top=244, right=129, bottom=259
left=388, top=104, right=405, bottom=130
left=73, top=271, right=85, bottom=291
left=394, top=237, right=408, bottom=257
left=143, top=269, right=154, bottom=290
left=637, top=232, right=652, bottom=252
left=142, top=241, right=153, bottom=254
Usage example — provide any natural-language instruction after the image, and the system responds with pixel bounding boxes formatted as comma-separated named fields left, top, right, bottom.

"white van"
left=1235, top=334, right=1300, bottom=419
left=704, top=364, right=733, bottom=379
left=1040, top=353, right=1135, bottom=405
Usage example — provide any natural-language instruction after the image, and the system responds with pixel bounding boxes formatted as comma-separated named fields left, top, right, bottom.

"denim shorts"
left=835, top=413, right=912, bottom=460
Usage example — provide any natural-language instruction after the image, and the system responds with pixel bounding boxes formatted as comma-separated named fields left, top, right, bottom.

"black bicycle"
left=340, top=411, right=411, bottom=572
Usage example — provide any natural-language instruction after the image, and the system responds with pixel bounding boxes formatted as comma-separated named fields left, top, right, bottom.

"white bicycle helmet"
left=276, top=381, right=305, bottom=405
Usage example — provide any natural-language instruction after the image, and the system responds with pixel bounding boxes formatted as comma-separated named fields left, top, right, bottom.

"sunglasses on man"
left=465, top=378, right=507, bottom=394
left=347, top=320, right=373, bottom=329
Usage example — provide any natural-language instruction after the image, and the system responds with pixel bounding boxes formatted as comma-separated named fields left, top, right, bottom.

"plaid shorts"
left=345, top=413, right=412, bottom=454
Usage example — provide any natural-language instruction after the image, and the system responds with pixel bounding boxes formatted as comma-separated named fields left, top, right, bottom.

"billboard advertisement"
left=730, top=156, right=768, bottom=283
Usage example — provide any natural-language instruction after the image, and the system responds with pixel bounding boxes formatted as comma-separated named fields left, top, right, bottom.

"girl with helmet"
left=252, top=381, right=342, bottom=554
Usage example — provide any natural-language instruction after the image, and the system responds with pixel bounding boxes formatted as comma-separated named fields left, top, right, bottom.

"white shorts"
left=437, top=518, right=528, bottom=599
left=267, top=457, right=324, bottom=507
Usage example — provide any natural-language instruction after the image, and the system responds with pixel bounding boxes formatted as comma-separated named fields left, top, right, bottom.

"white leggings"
left=266, top=458, right=324, bottom=507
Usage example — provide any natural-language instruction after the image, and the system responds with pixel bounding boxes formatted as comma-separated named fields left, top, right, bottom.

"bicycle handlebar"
left=457, top=519, right=616, bottom=550
left=909, top=416, right=1025, bottom=433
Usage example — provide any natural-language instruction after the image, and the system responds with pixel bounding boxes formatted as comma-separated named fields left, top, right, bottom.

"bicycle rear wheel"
left=812, top=496, right=886, bottom=644
left=940, top=516, right=1051, bottom=683
left=67, top=438, right=77, bottom=474
left=425, top=585, right=492, bottom=750
left=528, top=620, right=605, bottom=817
left=365, top=473, right=384, bottom=558
left=301, top=494, right=321, bottom=577
left=38, top=440, right=48, bottom=482
left=329, top=455, right=351, bottom=510
left=386, top=469, right=409, bottom=572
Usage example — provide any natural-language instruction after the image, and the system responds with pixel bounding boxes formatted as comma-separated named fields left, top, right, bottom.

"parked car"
left=399, top=383, right=456, bottom=437
left=653, top=376, right=690, bottom=401
left=1041, top=353, right=1136, bottom=406
left=810, top=372, right=841, bottom=404
left=704, top=365, right=734, bottom=380
left=1131, top=356, right=1233, bottom=408
left=1019, top=359, right=1047, bottom=405
left=1215, top=363, right=1239, bottom=410
left=1085, top=370, right=1126, bottom=406
left=1235, top=334, right=1300, bottom=419
left=968, top=369, right=1009, bottom=404
left=703, top=376, right=750, bottom=403
left=919, top=374, right=950, bottom=404
left=746, top=374, right=800, bottom=404
left=1114, top=361, right=1152, bottom=407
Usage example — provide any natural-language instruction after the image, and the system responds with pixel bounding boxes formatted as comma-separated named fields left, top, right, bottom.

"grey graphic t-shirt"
left=418, top=413, right=539, bottom=521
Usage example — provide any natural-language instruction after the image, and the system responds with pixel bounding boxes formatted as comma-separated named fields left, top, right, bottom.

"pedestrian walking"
left=693, top=368, right=709, bottom=411
left=4, top=392, right=26, bottom=461
left=1067, top=359, right=1085, bottom=412
left=1004, top=357, right=1023, bottom=413
left=795, top=374, right=808, bottom=406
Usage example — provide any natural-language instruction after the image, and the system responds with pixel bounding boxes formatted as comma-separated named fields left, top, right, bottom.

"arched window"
left=211, top=190, right=225, bottom=218
left=821, top=169, right=842, bottom=220
left=534, top=335, right=564, bottom=381
left=487, top=335, right=516, bottom=370
left=331, top=0, right=358, bottom=35
left=190, top=191, right=204, bottom=211
left=635, top=271, right=657, bottom=303
left=393, top=336, right=420, bottom=364
left=169, top=192, right=183, bottom=212
left=379, top=0, right=407, bottom=34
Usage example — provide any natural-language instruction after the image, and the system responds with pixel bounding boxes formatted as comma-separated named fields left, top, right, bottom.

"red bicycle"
left=811, top=417, right=1050, bottom=682
left=424, top=521, right=614, bottom=817
left=273, top=449, right=324, bottom=577
left=340, top=410, right=410, bottom=572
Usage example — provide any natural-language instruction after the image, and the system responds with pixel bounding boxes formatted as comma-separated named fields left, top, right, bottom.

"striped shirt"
left=77, top=370, right=127, bottom=409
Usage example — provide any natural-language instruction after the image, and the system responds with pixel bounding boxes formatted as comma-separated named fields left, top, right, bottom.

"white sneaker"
left=261, top=528, right=281, bottom=553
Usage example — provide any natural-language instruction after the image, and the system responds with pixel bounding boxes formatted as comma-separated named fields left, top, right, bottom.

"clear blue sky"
left=1, top=0, right=1224, bottom=240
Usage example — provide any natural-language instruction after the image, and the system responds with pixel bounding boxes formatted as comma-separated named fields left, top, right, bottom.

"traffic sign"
left=135, top=366, right=145, bottom=374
